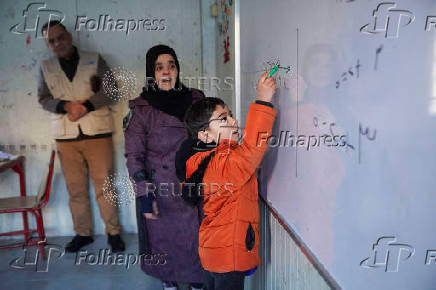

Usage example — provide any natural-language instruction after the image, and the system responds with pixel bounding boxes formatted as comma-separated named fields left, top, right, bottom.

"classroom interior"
left=1, top=0, right=435, bottom=289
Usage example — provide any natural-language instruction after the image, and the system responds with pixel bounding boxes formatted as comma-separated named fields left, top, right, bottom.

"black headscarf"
left=140, top=44, right=192, bottom=121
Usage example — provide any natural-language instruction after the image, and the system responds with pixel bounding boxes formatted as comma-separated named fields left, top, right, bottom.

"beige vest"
left=40, top=50, right=113, bottom=139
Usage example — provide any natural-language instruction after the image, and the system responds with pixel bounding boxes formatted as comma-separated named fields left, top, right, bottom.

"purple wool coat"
left=124, top=89, right=205, bottom=283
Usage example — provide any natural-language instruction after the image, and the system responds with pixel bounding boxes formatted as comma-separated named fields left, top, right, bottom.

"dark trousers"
left=205, top=270, right=245, bottom=290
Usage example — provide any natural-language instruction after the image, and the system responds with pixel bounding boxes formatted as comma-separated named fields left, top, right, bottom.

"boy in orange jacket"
left=175, top=72, right=276, bottom=290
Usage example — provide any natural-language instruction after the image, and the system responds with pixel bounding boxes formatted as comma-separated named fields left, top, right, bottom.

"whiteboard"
left=239, top=0, right=436, bottom=289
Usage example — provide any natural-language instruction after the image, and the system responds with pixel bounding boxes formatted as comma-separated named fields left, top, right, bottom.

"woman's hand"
left=257, top=70, right=277, bottom=103
left=143, top=200, right=160, bottom=220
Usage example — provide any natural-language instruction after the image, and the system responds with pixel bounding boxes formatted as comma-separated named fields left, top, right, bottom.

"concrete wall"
left=214, top=0, right=235, bottom=111
left=0, top=0, right=213, bottom=237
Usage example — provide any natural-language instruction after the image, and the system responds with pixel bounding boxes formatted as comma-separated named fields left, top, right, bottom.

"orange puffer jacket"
left=185, top=103, right=276, bottom=273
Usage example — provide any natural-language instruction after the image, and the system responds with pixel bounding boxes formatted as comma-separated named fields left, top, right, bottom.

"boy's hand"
left=257, top=71, right=276, bottom=103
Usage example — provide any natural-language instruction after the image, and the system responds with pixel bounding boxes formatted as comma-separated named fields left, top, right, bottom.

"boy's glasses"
left=200, top=116, right=229, bottom=131
left=209, top=116, right=229, bottom=124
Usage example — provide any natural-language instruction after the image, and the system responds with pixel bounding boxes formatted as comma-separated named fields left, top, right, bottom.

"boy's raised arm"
left=211, top=71, right=277, bottom=188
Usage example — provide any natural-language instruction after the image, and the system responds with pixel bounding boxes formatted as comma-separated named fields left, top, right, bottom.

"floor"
left=0, top=234, right=189, bottom=290
left=0, top=234, right=258, bottom=290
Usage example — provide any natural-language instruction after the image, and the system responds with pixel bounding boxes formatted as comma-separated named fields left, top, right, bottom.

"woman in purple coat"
left=124, top=45, right=205, bottom=290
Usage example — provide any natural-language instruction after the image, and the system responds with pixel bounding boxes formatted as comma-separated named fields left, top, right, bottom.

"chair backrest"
left=35, top=150, right=55, bottom=208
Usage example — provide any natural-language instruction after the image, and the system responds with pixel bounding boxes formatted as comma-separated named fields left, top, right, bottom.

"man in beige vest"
left=37, top=20, right=124, bottom=252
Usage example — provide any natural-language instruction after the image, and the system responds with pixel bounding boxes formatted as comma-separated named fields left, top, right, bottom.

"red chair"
left=0, top=150, right=55, bottom=259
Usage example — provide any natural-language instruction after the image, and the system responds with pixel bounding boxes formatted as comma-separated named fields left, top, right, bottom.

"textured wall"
left=0, top=0, right=209, bottom=237
left=214, top=0, right=235, bottom=111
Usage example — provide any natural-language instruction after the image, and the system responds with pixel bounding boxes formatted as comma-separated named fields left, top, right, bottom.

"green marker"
left=268, top=65, right=280, bottom=77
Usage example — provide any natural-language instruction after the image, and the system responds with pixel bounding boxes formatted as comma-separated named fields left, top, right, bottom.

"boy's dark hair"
left=184, top=97, right=225, bottom=139
left=41, top=20, right=67, bottom=34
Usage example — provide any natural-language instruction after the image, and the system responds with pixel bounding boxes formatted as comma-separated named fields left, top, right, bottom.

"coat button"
left=162, top=165, right=168, bottom=169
